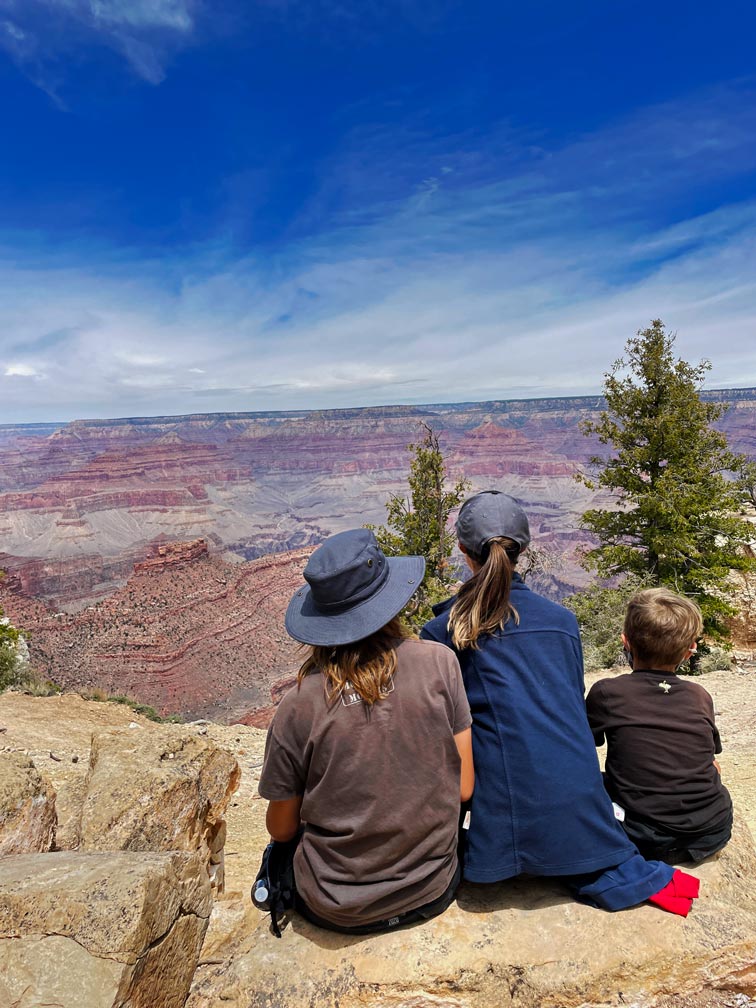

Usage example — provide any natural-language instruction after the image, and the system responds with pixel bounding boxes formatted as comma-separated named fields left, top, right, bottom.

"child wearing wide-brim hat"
left=257, top=528, right=474, bottom=934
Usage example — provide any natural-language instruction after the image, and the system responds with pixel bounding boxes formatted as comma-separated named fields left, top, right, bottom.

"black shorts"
left=295, top=863, right=462, bottom=935
left=620, top=807, right=733, bottom=864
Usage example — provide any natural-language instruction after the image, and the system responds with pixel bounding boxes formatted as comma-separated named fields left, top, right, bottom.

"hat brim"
left=285, top=555, right=426, bottom=646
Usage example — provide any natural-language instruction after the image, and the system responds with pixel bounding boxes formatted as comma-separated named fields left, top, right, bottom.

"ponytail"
left=448, top=538, right=519, bottom=650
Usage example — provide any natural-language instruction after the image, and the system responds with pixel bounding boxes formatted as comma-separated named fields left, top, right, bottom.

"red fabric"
left=669, top=870, right=700, bottom=899
left=647, top=870, right=701, bottom=917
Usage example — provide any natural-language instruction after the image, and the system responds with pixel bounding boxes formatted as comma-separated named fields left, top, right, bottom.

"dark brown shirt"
left=586, top=670, right=732, bottom=833
left=258, top=638, right=471, bottom=927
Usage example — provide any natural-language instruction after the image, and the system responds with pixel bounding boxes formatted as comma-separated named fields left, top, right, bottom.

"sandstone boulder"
left=0, top=849, right=211, bottom=1008
left=76, top=726, right=240, bottom=891
left=188, top=817, right=756, bottom=1008
left=0, top=752, right=56, bottom=856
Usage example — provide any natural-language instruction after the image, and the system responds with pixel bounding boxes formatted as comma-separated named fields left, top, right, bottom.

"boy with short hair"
left=586, top=587, right=733, bottom=864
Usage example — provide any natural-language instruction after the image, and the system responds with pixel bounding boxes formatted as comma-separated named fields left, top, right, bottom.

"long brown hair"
left=297, top=616, right=412, bottom=705
left=448, top=537, right=520, bottom=650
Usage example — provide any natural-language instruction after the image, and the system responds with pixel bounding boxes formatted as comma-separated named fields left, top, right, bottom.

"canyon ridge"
left=1, top=391, right=755, bottom=722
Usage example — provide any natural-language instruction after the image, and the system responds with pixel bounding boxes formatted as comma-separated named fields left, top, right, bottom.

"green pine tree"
left=578, top=320, right=754, bottom=640
left=0, top=606, right=28, bottom=691
left=370, top=423, right=469, bottom=629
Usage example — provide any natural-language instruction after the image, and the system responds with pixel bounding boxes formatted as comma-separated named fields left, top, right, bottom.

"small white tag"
left=341, top=683, right=362, bottom=707
left=462, top=810, right=471, bottom=830
left=612, top=802, right=626, bottom=822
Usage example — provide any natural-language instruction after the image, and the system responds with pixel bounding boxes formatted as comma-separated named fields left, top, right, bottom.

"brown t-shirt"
left=258, top=637, right=471, bottom=928
left=586, top=670, right=732, bottom=833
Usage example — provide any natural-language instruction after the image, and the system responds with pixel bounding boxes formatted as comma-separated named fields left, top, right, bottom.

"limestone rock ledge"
left=76, top=725, right=241, bottom=891
left=0, top=751, right=56, bottom=855
left=188, top=818, right=756, bottom=1008
left=0, top=850, right=212, bottom=1008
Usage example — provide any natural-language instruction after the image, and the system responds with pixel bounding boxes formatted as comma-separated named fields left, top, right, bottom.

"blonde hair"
left=448, top=538, right=520, bottom=650
left=297, top=616, right=412, bottom=705
left=624, top=587, right=703, bottom=667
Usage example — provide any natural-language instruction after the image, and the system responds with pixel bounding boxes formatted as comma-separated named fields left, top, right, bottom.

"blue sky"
left=1, top=0, right=756, bottom=423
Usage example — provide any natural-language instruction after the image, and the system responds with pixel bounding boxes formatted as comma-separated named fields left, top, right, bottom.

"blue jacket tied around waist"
left=421, top=575, right=639, bottom=884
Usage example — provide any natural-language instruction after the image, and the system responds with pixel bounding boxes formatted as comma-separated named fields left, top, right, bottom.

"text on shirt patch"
left=341, top=676, right=394, bottom=707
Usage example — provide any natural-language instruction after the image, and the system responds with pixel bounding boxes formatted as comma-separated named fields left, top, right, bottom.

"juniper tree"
left=0, top=606, right=28, bottom=691
left=370, top=423, right=469, bottom=629
left=578, top=320, right=754, bottom=640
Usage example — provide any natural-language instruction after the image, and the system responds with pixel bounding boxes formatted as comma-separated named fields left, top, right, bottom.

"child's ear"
left=621, top=633, right=630, bottom=650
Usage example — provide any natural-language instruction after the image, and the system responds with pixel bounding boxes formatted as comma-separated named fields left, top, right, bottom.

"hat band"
left=311, top=560, right=390, bottom=614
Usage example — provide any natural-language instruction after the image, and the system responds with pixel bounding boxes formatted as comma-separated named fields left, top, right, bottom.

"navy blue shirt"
left=421, top=576, right=637, bottom=882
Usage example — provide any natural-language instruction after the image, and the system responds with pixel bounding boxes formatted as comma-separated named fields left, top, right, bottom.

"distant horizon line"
left=2, top=385, right=756, bottom=431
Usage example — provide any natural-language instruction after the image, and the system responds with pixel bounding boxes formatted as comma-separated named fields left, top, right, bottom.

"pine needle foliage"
left=0, top=606, right=28, bottom=691
left=564, top=575, right=652, bottom=672
left=577, top=320, right=755, bottom=640
left=369, top=423, right=469, bottom=630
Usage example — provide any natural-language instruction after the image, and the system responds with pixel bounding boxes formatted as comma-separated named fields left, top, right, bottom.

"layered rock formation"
left=0, top=545, right=307, bottom=722
left=1, top=391, right=754, bottom=723
left=0, top=693, right=240, bottom=1008
left=1, top=391, right=754, bottom=610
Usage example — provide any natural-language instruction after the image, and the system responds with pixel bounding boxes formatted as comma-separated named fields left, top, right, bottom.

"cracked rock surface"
left=0, top=850, right=212, bottom=1008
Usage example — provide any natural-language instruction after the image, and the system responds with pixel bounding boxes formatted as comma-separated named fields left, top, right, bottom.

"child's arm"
left=585, top=681, right=607, bottom=747
left=266, top=796, right=303, bottom=842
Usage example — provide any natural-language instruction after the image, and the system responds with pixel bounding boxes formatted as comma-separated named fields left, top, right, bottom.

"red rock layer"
left=0, top=545, right=309, bottom=725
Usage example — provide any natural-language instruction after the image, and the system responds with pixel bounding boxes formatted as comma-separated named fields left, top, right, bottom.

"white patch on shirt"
left=658, top=680, right=672, bottom=693
left=341, top=676, right=395, bottom=707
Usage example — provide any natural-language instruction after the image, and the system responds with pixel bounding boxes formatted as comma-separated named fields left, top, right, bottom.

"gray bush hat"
left=455, top=490, right=530, bottom=556
left=285, top=528, right=425, bottom=646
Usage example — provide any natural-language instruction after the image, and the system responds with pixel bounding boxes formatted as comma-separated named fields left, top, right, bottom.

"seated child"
left=586, top=587, right=733, bottom=864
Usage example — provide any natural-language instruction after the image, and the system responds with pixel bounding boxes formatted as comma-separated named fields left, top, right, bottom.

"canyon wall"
left=2, top=390, right=754, bottom=611
left=1, top=392, right=754, bottom=723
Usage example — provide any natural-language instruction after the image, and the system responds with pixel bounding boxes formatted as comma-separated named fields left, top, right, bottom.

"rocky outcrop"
left=77, top=726, right=240, bottom=892
left=0, top=752, right=56, bottom=855
left=0, top=694, right=242, bottom=1008
left=2, top=688, right=756, bottom=1008
left=0, top=850, right=211, bottom=1008
left=135, top=538, right=210, bottom=572
left=188, top=818, right=756, bottom=1008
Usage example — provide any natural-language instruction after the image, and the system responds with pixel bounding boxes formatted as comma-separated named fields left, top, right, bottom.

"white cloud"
left=1, top=83, right=756, bottom=421
left=4, top=362, right=44, bottom=378
left=0, top=0, right=198, bottom=89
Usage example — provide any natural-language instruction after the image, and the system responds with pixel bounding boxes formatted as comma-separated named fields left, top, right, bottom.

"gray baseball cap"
left=455, top=490, right=530, bottom=556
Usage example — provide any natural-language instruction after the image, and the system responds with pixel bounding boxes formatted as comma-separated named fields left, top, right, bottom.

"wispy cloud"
left=1, top=81, right=756, bottom=422
left=0, top=0, right=198, bottom=95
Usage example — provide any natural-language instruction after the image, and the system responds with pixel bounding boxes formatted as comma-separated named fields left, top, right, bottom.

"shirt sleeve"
left=258, top=721, right=306, bottom=801
left=585, top=680, right=607, bottom=747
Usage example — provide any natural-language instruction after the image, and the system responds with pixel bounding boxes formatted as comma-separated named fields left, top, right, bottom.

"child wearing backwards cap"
left=422, top=490, right=701, bottom=917
left=586, top=587, right=732, bottom=865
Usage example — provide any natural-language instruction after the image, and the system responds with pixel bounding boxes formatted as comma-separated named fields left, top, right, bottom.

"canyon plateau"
left=1, top=391, right=755, bottom=722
